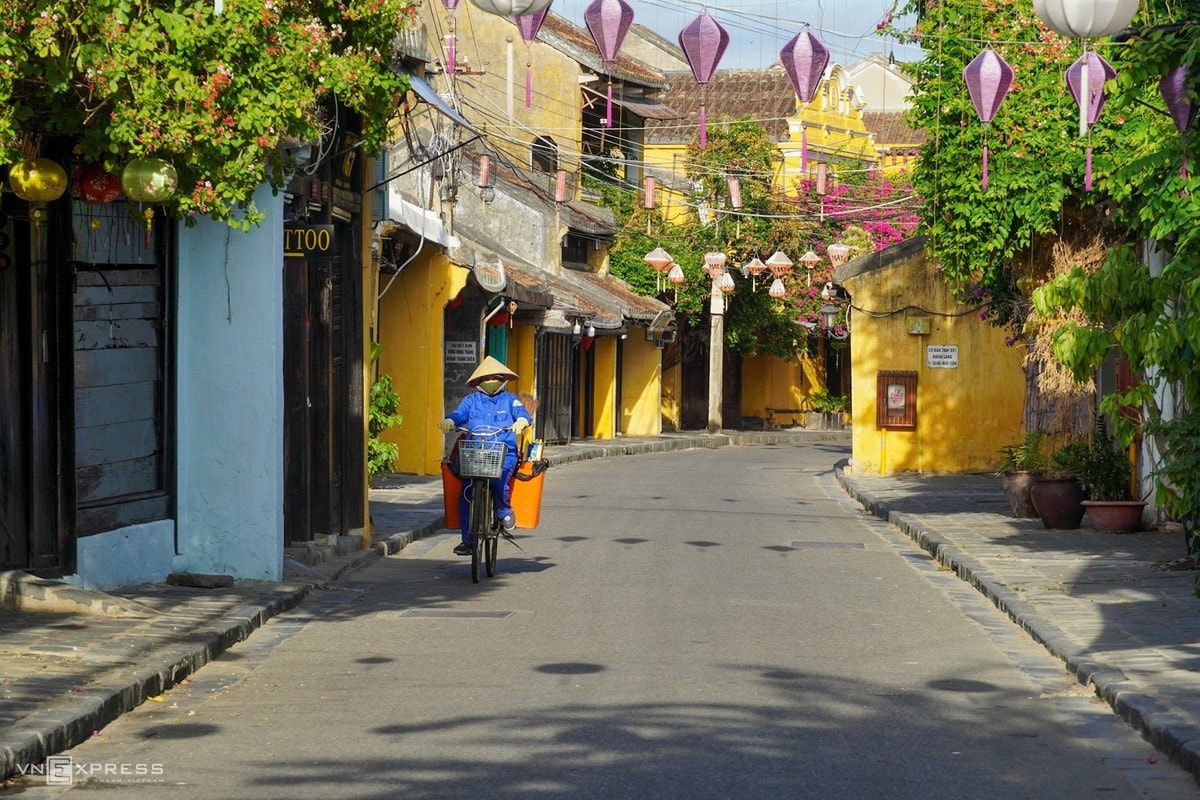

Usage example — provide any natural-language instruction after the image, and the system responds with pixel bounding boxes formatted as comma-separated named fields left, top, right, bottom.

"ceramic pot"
left=1083, top=500, right=1147, bottom=533
left=1030, top=476, right=1086, bottom=529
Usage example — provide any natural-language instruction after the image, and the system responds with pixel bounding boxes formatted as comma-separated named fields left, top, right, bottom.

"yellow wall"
left=376, top=251, right=468, bottom=477
left=840, top=249, right=1024, bottom=475
left=740, top=354, right=824, bottom=424
left=620, top=337, right=663, bottom=435
left=661, top=359, right=681, bottom=431
left=592, top=337, right=618, bottom=439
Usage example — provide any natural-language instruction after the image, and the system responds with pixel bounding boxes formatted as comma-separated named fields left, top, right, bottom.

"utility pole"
left=708, top=277, right=724, bottom=434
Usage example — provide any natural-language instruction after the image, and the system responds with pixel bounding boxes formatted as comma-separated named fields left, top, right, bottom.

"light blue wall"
left=69, top=521, right=176, bottom=591
left=175, top=185, right=285, bottom=581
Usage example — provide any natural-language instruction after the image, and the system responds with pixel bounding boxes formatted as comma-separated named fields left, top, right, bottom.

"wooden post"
left=708, top=278, right=724, bottom=433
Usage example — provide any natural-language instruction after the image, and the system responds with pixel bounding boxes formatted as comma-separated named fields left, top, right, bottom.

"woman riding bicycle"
left=437, top=356, right=532, bottom=555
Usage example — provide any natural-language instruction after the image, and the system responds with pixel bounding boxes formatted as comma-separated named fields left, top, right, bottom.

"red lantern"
left=71, top=163, right=123, bottom=205
left=780, top=30, right=830, bottom=172
left=514, top=6, right=551, bottom=108
left=963, top=49, right=1014, bottom=190
left=584, top=0, right=634, bottom=128
left=678, top=12, right=730, bottom=150
left=1065, top=52, right=1116, bottom=191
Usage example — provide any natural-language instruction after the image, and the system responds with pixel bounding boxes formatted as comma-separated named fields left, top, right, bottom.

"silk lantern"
left=442, top=0, right=459, bottom=74
left=1065, top=51, right=1115, bottom=190
left=678, top=11, right=730, bottom=150
left=1031, top=0, right=1138, bottom=38
left=963, top=49, right=1014, bottom=190
left=72, top=163, right=123, bottom=204
left=122, top=158, right=178, bottom=245
left=514, top=5, right=551, bottom=108
left=780, top=30, right=830, bottom=172
left=470, top=0, right=553, bottom=14
left=8, top=158, right=68, bottom=202
left=1160, top=66, right=1198, bottom=182
left=584, top=0, right=634, bottom=128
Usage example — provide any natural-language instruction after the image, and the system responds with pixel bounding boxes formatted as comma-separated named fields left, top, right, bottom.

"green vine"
left=0, top=0, right=416, bottom=228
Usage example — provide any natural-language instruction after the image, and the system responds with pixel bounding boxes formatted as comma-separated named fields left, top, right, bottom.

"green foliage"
left=0, top=0, right=416, bottom=228
left=808, top=389, right=848, bottom=414
left=995, top=430, right=1050, bottom=475
left=368, top=372, right=403, bottom=478
left=1049, top=418, right=1132, bottom=501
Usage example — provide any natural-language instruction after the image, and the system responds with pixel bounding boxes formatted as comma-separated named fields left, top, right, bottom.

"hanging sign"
left=283, top=225, right=335, bottom=258
left=446, top=341, right=478, bottom=364
left=927, top=345, right=959, bottom=368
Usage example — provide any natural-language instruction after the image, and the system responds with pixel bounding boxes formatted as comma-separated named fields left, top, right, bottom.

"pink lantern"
left=442, top=0, right=460, bottom=74
left=514, top=5, right=551, bottom=108
left=1065, top=51, right=1116, bottom=191
left=780, top=31, right=829, bottom=172
left=678, top=11, right=730, bottom=150
left=1160, top=66, right=1198, bottom=182
left=963, top=49, right=1014, bottom=190
left=584, top=0, right=634, bottom=128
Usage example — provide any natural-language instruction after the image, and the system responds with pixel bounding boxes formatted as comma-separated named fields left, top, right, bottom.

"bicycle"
left=453, top=426, right=511, bottom=583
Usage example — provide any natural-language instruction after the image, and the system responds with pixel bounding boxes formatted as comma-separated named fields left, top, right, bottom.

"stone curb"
left=835, top=466, right=1200, bottom=784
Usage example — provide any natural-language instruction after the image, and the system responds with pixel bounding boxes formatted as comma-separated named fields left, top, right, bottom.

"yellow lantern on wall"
left=8, top=158, right=68, bottom=202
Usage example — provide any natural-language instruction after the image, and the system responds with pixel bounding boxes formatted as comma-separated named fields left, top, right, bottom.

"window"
left=531, top=136, right=557, bottom=173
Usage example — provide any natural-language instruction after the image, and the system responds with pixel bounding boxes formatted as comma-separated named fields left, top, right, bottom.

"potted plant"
left=996, top=431, right=1048, bottom=518
left=1074, top=419, right=1146, bottom=532
left=807, top=390, right=849, bottom=430
left=1028, top=440, right=1089, bottom=530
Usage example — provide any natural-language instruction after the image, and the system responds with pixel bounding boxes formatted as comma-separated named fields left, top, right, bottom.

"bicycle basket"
left=457, top=437, right=507, bottom=479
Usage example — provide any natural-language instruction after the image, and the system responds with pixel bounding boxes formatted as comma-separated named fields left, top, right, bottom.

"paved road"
left=13, top=443, right=1199, bottom=799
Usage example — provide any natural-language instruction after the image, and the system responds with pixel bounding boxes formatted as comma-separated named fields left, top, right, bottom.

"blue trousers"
left=459, top=455, right=517, bottom=542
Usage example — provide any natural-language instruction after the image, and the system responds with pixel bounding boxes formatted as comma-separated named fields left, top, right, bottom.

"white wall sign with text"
left=926, top=345, right=959, bottom=368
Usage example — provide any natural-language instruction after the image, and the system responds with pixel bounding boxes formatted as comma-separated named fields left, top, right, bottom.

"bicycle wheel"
left=485, top=523, right=498, bottom=577
left=469, top=480, right=492, bottom=584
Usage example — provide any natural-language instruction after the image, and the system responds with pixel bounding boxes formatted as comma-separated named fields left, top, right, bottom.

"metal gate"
left=536, top=333, right=574, bottom=445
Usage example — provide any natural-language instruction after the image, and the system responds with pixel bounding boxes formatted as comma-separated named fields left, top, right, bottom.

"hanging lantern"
left=584, top=0, right=635, bottom=128
left=718, top=271, right=735, bottom=294
left=703, top=251, right=727, bottom=279
left=122, top=158, right=178, bottom=245
left=71, top=163, right=123, bottom=205
left=442, top=0, right=459, bottom=74
left=963, top=49, right=1014, bottom=190
left=643, top=176, right=656, bottom=210
left=827, top=243, right=851, bottom=267
left=765, top=250, right=793, bottom=278
left=1160, top=66, right=1198, bottom=182
left=678, top=11, right=730, bottom=150
left=644, top=246, right=672, bottom=273
left=726, top=177, right=741, bottom=209
left=1031, top=0, right=1138, bottom=38
left=768, top=278, right=788, bottom=298
left=1065, top=51, right=1116, bottom=191
left=667, top=261, right=685, bottom=285
left=799, top=250, right=822, bottom=269
left=780, top=30, right=830, bottom=171
left=8, top=158, right=68, bottom=202
left=743, top=256, right=766, bottom=290
left=514, top=5, right=551, bottom=108
left=470, top=0, right=553, bottom=15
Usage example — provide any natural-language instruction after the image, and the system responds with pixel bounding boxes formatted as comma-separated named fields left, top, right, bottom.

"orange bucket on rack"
left=440, top=460, right=463, bottom=530
left=509, top=460, right=548, bottom=529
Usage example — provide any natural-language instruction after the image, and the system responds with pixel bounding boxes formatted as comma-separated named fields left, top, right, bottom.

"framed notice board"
left=876, top=370, right=917, bottom=429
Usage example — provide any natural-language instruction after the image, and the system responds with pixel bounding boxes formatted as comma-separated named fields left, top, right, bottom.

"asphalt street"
left=10, top=442, right=1199, bottom=799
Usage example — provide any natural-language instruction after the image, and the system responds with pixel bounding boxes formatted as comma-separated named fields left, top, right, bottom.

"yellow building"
left=834, top=238, right=1026, bottom=475
left=372, top=8, right=675, bottom=476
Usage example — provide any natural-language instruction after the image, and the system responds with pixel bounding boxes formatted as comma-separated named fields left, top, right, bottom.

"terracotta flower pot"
left=1082, top=500, right=1147, bottom=533
left=1002, top=471, right=1039, bottom=518
left=1030, top=476, right=1086, bottom=529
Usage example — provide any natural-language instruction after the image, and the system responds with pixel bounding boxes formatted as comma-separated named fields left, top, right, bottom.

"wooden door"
left=536, top=333, right=574, bottom=445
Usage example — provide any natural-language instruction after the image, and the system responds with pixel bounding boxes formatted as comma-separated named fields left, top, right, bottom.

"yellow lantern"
left=8, top=158, right=68, bottom=202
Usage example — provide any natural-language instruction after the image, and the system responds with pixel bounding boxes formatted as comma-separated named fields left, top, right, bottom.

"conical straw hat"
left=467, top=355, right=518, bottom=386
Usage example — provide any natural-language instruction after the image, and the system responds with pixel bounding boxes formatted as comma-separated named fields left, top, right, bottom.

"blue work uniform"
left=447, top=390, right=533, bottom=542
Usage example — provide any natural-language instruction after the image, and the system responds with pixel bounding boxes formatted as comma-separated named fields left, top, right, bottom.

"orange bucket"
left=509, top=460, right=547, bottom=529
left=440, top=460, right=463, bottom=530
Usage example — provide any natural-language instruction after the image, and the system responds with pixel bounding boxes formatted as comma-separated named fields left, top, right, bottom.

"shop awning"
left=583, top=87, right=683, bottom=121
left=386, top=194, right=458, bottom=248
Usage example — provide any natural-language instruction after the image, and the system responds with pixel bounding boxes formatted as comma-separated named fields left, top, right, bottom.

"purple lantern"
left=1160, top=66, right=1198, bottom=182
left=515, top=5, right=551, bottom=108
left=1065, top=52, right=1116, bottom=191
left=679, top=12, right=730, bottom=150
left=584, top=0, right=635, bottom=128
left=442, top=0, right=460, bottom=74
left=780, top=30, right=830, bottom=172
left=963, top=49, right=1014, bottom=190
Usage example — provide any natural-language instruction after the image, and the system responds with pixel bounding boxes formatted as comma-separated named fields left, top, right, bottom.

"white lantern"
left=718, top=271, right=735, bottom=294
left=1031, top=0, right=1138, bottom=38
left=667, top=262, right=686, bottom=285
left=468, top=0, right=553, bottom=16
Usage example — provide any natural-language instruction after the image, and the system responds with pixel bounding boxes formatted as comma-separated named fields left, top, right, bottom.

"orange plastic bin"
left=510, top=459, right=548, bottom=529
left=440, top=460, right=464, bottom=530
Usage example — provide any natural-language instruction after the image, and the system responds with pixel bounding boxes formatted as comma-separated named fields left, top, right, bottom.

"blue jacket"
left=448, top=390, right=532, bottom=461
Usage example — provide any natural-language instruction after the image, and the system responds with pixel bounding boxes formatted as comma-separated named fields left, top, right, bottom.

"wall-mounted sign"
left=887, top=383, right=906, bottom=410
left=926, top=345, right=959, bottom=369
left=445, top=341, right=478, bottom=364
left=284, top=225, right=335, bottom=259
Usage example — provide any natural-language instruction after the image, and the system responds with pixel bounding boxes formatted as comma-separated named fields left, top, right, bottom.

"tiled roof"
left=645, top=67, right=797, bottom=144
left=540, top=13, right=667, bottom=88
left=861, top=111, right=926, bottom=147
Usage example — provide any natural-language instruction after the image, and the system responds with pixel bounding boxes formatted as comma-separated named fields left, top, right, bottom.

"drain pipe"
left=480, top=299, right=506, bottom=356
